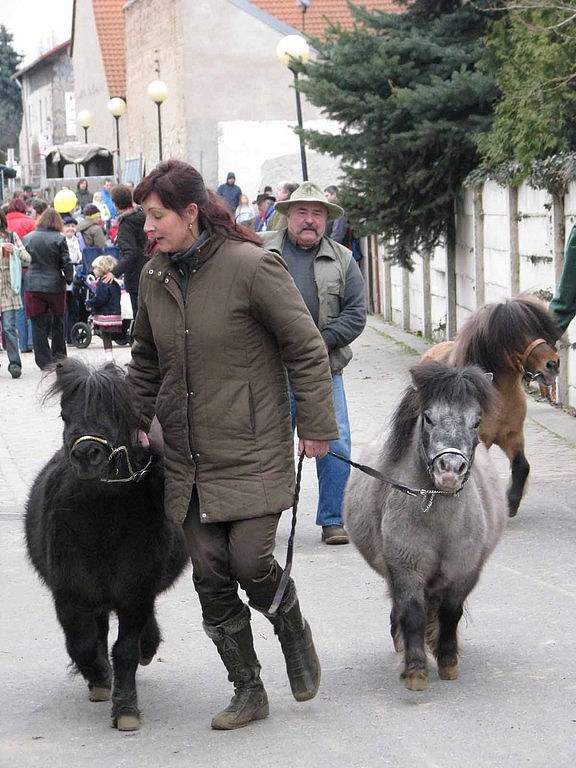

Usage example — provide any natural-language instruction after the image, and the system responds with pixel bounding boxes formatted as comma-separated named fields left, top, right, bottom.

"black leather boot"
left=204, top=605, right=269, bottom=730
left=260, top=579, right=321, bottom=702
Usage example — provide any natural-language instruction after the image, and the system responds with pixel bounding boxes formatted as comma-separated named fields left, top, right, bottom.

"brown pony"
left=423, top=297, right=560, bottom=517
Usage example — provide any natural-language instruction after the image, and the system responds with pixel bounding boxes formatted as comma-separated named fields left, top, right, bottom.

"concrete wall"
left=124, top=0, right=186, bottom=170
left=372, top=180, right=576, bottom=408
left=180, top=0, right=338, bottom=188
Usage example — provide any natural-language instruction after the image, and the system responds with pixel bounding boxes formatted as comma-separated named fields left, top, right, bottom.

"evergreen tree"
left=0, top=25, right=23, bottom=161
left=299, top=0, right=498, bottom=267
left=477, top=3, right=576, bottom=174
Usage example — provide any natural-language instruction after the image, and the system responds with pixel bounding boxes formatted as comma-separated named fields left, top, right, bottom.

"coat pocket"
left=205, top=379, right=255, bottom=439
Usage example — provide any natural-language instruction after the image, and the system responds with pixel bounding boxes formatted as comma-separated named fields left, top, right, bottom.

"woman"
left=76, top=178, right=92, bottom=211
left=0, top=210, right=31, bottom=378
left=23, top=207, right=74, bottom=370
left=6, top=197, right=36, bottom=239
left=6, top=197, right=35, bottom=352
left=235, top=193, right=256, bottom=227
left=128, top=160, right=338, bottom=730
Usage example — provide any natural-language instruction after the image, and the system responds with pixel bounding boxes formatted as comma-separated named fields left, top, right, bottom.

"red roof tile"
left=250, top=0, right=399, bottom=37
left=92, top=0, right=126, bottom=97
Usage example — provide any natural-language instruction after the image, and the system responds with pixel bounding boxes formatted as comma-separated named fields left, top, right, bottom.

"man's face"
left=64, top=223, right=77, bottom=238
left=227, top=177, right=235, bottom=186
left=287, top=203, right=328, bottom=249
left=104, top=180, right=112, bottom=191
left=325, top=190, right=337, bottom=205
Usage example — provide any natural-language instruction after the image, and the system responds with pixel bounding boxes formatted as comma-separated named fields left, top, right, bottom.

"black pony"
left=25, top=359, right=188, bottom=731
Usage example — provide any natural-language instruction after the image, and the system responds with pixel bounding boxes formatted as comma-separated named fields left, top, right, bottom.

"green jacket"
left=550, top=225, right=576, bottom=333
left=261, top=229, right=358, bottom=374
left=127, top=235, right=338, bottom=525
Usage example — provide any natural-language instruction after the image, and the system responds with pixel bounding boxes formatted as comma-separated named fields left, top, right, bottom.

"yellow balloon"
left=54, top=189, right=78, bottom=214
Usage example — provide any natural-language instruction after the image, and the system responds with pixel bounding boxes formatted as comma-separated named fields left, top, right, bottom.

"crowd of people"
left=0, top=178, right=144, bottom=372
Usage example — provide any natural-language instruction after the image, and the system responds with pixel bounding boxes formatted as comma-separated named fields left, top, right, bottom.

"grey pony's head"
left=387, top=361, right=498, bottom=492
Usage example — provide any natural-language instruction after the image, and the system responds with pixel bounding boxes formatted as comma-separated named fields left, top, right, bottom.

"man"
left=217, top=172, right=242, bottom=213
left=324, top=185, right=349, bottom=244
left=101, top=179, right=118, bottom=231
left=101, top=184, right=147, bottom=318
left=267, top=181, right=299, bottom=231
left=261, top=182, right=367, bottom=545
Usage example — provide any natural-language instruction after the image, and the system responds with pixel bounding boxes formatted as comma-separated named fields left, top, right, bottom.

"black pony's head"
left=45, top=359, right=146, bottom=481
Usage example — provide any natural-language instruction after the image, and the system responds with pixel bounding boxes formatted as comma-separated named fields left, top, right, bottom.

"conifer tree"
left=299, top=0, right=497, bottom=267
left=0, top=25, right=23, bottom=161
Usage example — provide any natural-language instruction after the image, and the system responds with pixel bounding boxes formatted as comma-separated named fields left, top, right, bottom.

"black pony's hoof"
left=112, top=707, right=141, bottom=731
left=89, top=685, right=111, bottom=702
left=139, top=655, right=154, bottom=666
left=508, top=505, right=519, bottom=518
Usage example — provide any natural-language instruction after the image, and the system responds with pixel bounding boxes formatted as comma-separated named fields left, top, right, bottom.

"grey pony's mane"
left=386, top=361, right=497, bottom=465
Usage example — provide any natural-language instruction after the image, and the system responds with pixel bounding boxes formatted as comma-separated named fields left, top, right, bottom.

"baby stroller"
left=69, top=247, right=133, bottom=349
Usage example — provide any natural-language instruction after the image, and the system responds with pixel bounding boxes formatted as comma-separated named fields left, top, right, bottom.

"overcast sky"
left=2, top=0, right=74, bottom=67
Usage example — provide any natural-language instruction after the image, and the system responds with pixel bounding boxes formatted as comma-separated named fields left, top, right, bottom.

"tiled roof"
left=92, top=0, right=126, bottom=97
left=249, top=0, right=399, bottom=37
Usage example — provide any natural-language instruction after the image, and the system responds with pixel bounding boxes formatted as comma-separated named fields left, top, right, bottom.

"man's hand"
left=299, top=438, right=330, bottom=459
left=101, top=271, right=115, bottom=284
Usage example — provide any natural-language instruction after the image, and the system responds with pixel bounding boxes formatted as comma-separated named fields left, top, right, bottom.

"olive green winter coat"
left=127, top=234, right=338, bottom=525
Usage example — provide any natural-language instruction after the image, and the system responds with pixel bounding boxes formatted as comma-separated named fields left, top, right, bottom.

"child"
left=86, top=255, right=122, bottom=354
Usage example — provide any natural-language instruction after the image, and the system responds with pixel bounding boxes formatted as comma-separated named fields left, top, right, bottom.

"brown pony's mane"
left=451, top=296, right=560, bottom=376
left=386, top=362, right=497, bottom=465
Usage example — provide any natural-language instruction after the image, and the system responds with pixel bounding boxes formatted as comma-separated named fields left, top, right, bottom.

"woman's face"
left=64, top=223, right=76, bottom=238
left=142, top=191, right=199, bottom=253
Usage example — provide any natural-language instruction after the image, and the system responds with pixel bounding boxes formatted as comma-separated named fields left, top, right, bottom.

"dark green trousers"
left=182, top=489, right=283, bottom=626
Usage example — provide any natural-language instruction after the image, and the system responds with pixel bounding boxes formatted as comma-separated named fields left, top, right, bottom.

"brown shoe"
left=321, top=525, right=349, bottom=545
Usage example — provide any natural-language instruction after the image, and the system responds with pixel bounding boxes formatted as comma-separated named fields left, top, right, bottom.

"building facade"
left=15, top=41, right=76, bottom=188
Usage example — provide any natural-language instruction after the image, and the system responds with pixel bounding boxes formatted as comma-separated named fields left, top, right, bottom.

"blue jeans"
left=15, top=307, right=32, bottom=351
left=1, top=309, right=22, bottom=368
left=290, top=373, right=351, bottom=527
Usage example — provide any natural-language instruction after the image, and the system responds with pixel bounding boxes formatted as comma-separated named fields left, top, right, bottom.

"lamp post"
left=146, top=80, right=168, bottom=162
left=276, top=35, right=310, bottom=182
left=77, top=109, right=92, bottom=143
left=107, top=97, right=127, bottom=182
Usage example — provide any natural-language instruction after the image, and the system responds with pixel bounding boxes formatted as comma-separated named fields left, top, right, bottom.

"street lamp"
left=107, top=97, right=127, bottom=182
left=146, top=80, right=168, bottom=162
left=77, top=109, right=92, bottom=143
left=276, top=34, right=310, bottom=182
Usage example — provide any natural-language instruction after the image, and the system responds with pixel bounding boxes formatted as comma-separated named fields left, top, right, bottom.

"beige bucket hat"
left=275, top=181, right=344, bottom=220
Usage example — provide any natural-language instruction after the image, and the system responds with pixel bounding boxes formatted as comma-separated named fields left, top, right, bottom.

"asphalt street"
left=1, top=320, right=575, bottom=768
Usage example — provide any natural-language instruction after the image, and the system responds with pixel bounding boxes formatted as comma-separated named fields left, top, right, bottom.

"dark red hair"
left=134, top=160, right=261, bottom=246
left=7, top=198, right=27, bottom=214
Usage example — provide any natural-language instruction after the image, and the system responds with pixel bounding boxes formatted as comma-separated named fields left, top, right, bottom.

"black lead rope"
left=268, top=452, right=305, bottom=616
left=268, top=447, right=460, bottom=616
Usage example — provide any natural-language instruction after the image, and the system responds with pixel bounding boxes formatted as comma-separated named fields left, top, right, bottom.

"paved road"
left=1, top=323, right=575, bottom=768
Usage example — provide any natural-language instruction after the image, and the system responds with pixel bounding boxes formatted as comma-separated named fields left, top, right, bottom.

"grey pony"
left=344, top=361, right=507, bottom=691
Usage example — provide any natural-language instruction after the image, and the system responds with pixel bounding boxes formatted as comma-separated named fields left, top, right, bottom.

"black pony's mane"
left=44, top=358, right=138, bottom=432
left=451, top=296, right=560, bottom=376
left=386, top=361, right=497, bottom=465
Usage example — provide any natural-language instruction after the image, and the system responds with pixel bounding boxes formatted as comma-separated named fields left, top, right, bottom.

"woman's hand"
left=101, top=271, right=115, bottom=284
left=298, top=438, right=330, bottom=459
left=137, top=429, right=150, bottom=448
left=2, top=242, right=14, bottom=256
